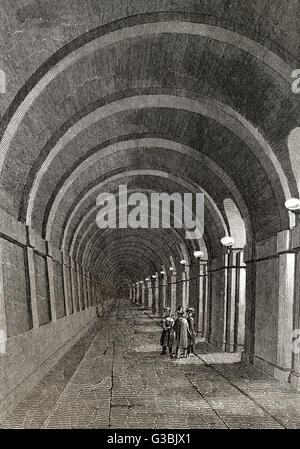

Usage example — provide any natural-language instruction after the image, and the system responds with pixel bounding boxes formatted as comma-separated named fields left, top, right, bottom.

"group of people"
left=160, top=306, right=196, bottom=359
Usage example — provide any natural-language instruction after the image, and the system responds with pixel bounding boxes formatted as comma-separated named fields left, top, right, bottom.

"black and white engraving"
left=0, top=0, right=299, bottom=432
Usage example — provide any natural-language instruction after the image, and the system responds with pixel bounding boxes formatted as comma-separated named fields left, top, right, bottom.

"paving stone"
left=2, top=300, right=300, bottom=429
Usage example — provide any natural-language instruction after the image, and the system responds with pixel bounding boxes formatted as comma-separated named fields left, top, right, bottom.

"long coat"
left=174, top=316, right=190, bottom=349
left=187, top=316, right=196, bottom=345
left=160, top=316, right=175, bottom=347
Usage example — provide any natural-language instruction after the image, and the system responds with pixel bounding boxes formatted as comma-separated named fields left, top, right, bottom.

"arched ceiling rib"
left=0, top=6, right=299, bottom=289
left=57, top=173, right=228, bottom=256
left=77, top=220, right=192, bottom=268
left=0, top=16, right=296, bottom=234
left=35, top=137, right=251, bottom=240
left=25, top=93, right=293, bottom=231
left=0, top=13, right=294, bottom=161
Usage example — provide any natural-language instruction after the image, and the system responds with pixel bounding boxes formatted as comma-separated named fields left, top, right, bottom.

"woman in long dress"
left=173, top=306, right=190, bottom=358
left=160, top=307, right=175, bottom=356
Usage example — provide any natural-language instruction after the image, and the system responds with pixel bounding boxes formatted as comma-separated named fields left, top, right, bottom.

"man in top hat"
left=173, top=306, right=190, bottom=358
left=160, top=307, right=175, bottom=356
left=186, top=307, right=196, bottom=356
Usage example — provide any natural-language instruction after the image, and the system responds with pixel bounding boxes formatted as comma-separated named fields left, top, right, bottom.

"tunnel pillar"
left=276, top=251, right=295, bottom=382
left=151, top=276, right=159, bottom=315
left=225, top=250, right=246, bottom=353
left=176, top=265, right=186, bottom=309
left=154, top=276, right=159, bottom=315
left=0, top=239, right=8, bottom=346
left=83, top=271, right=88, bottom=308
left=26, top=246, right=39, bottom=329
left=158, top=273, right=167, bottom=315
left=91, top=279, right=96, bottom=306
left=141, top=282, right=145, bottom=307
left=136, top=283, right=140, bottom=305
left=207, top=254, right=227, bottom=350
left=168, top=272, right=177, bottom=317
left=207, top=251, right=246, bottom=352
left=62, top=252, right=73, bottom=315
left=185, top=266, right=190, bottom=310
left=76, top=263, right=83, bottom=311
left=166, top=274, right=171, bottom=309
left=253, top=248, right=295, bottom=382
left=243, top=231, right=296, bottom=384
left=189, top=260, right=208, bottom=335
left=146, top=279, right=153, bottom=310
left=82, top=270, right=87, bottom=309
left=292, top=250, right=300, bottom=390
left=46, top=247, right=57, bottom=322
left=87, top=275, right=92, bottom=306
left=70, top=258, right=79, bottom=312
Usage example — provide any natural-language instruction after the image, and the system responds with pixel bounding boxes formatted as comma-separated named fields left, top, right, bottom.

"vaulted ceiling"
left=0, top=0, right=299, bottom=285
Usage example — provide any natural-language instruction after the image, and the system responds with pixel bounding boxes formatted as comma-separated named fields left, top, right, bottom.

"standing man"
left=160, top=307, right=175, bottom=356
left=186, top=307, right=196, bottom=356
left=173, top=306, right=190, bottom=358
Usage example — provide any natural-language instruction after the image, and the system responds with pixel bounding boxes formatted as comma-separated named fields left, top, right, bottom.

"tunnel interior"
left=0, top=0, right=300, bottom=425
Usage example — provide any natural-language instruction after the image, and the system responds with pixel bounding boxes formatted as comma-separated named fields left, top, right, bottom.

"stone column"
left=62, top=252, right=73, bottom=315
left=166, top=274, right=172, bottom=309
left=200, top=262, right=208, bottom=337
left=152, top=276, right=159, bottom=315
left=275, top=251, right=295, bottom=382
left=136, top=283, right=140, bottom=305
left=147, top=279, right=153, bottom=310
left=82, top=270, right=88, bottom=309
left=184, top=265, right=190, bottom=308
left=46, top=249, right=57, bottom=322
left=170, top=272, right=177, bottom=316
left=243, top=242, right=256, bottom=364
left=91, top=279, right=95, bottom=306
left=244, top=230, right=296, bottom=383
left=207, top=254, right=228, bottom=350
left=207, top=251, right=246, bottom=352
left=158, top=273, right=167, bottom=316
left=86, top=271, right=91, bottom=307
left=225, top=250, right=246, bottom=353
left=70, top=258, right=79, bottom=312
left=76, top=263, right=83, bottom=311
left=0, top=239, right=7, bottom=351
left=141, top=282, right=145, bottom=307
left=26, top=246, right=39, bottom=328
left=176, top=265, right=185, bottom=309
left=182, top=267, right=188, bottom=311
left=292, top=250, right=300, bottom=390
left=189, top=260, right=208, bottom=335
left=151, top=278, right=156, bottom=314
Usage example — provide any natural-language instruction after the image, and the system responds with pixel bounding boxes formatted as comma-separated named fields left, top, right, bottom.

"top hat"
left=177, top=306, right=184, bottom=315
left=186, top=307, right=195, bottom=313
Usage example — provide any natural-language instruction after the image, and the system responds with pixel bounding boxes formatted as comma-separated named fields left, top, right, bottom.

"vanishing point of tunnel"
left=0, top=0, right=300, bottom=430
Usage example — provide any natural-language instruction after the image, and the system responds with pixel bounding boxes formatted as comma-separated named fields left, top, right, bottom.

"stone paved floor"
left=1, top=299, right=300, bottom=429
